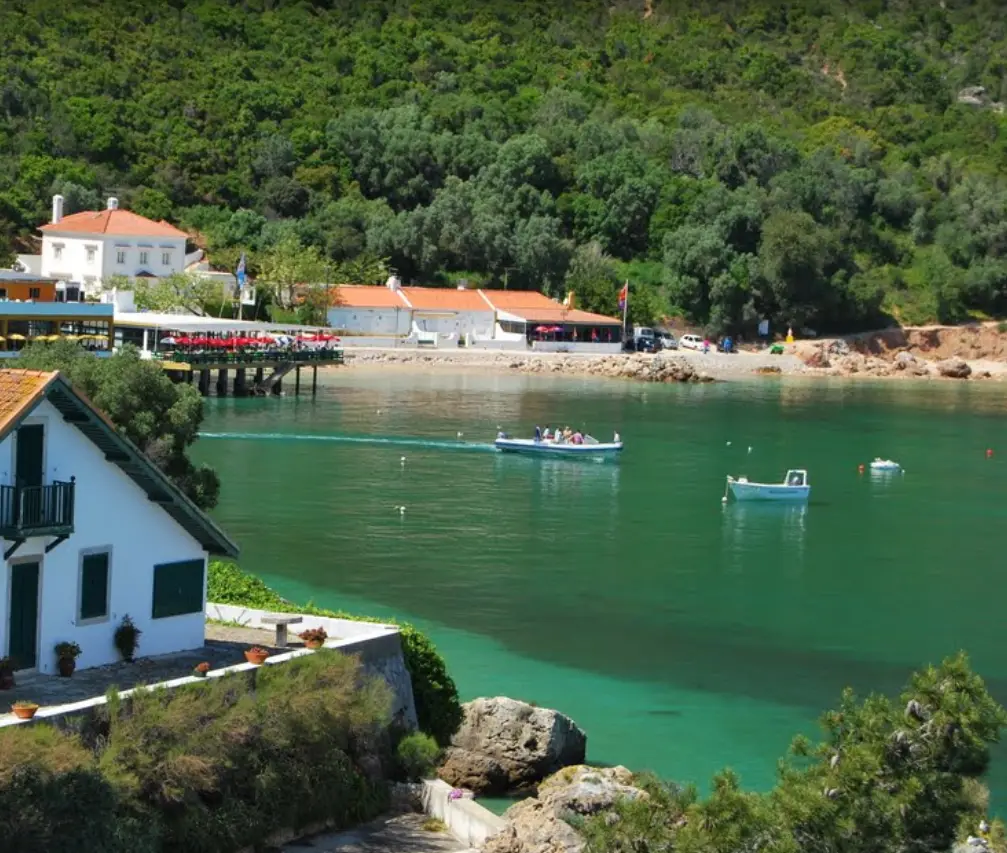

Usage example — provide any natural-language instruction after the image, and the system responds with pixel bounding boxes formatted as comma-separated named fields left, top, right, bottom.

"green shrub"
left=395, top=732, right=441, bottom=782
left=208, top=560, right=463, bottom=745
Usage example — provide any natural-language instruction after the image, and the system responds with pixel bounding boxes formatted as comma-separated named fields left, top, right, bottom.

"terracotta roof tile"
left=0, top=370, right=58, bottom=435
left=400, top=287, right=490, bottom=311
left=479, top=289, right=562, bottom=310
left=330, top=286, right=408, bottom=308
left=40, top=210, right=187, bottom=239
left=504, top=307, right=622, bottom=325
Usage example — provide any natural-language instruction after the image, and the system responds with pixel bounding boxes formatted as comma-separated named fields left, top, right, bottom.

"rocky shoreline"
left=341, top=343, right=1006, bottom=385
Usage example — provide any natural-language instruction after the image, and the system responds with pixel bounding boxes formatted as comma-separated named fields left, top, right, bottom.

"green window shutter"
left=79, top=552, right=109, bottom=620
left=152, top=559, right=205, bottom=619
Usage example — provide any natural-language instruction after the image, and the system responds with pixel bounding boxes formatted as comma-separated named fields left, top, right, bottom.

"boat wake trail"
left=198, top=431, right=497, bottom=452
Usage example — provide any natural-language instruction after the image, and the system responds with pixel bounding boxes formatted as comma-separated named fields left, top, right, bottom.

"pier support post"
left=255, top=367, right=264, bottom=385
left=272, top=378, right=283, bottom=396
left=198, top=370, right=210, bottom=396
left=234, top=368, right=247, bottom=396
left=312, top=366, right=318, bottom=396
left=216, top=368, right=229, bottom=397
left=295, top=366, right=301, bottom=395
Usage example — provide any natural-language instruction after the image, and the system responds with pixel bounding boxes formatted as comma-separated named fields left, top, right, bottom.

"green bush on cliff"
left=0, top=652, right=390, bottom=852
left=584, top=652, right=1007, bottom=853
left=207, top=560, right=463, bottom=746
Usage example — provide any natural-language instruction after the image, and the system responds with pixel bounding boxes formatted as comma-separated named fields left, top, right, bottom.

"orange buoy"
left=987, top=448, right=995, bottom=458
left=858, top=464, right=865, bottom=474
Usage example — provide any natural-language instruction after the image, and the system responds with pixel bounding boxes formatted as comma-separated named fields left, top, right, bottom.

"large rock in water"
left=438, top=697, right=587, bottom=795
left=937, top=357, right=972, bottom=379
left=483, top=765, right=648, bottom=853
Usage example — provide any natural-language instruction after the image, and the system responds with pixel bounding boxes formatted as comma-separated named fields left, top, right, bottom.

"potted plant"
left=0, top=657, right=14, bottom=691
left=113, top=615, right=141, bottom=663
left=54, top=641, right=82, bottom=677
left=192, top=662, right=211, bottom=678
left=299, top=627, right=328, bottom=649
left=11, top=701, right=39, bottom=720
left=244, top=646, right=269, bottom=665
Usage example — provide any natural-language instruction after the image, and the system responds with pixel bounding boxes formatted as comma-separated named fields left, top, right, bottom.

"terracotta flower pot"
left=12, top=705, right=38, bottom=720
left=57, top=657, right=76, bottom=678
left=244, top=649, right=269, bottom=666
left=305, top=640, right=324, bottom=650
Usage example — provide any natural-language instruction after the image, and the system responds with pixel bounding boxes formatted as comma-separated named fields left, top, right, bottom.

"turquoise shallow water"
left=194, top=370, right=1007, bottom=805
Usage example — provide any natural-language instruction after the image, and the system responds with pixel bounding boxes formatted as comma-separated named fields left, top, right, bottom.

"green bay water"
left=194, top=370, right=1007, bottom=804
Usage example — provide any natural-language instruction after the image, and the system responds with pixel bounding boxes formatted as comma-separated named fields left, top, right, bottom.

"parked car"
left=628, top=327, right=662, bottom=353
left=658, top=332, right=678, bottom=350
left=679, top=334, right=704, bottom=351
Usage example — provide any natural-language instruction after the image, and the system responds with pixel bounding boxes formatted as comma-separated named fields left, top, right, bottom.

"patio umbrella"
left=161, top=336, right=178, bottom=345
left=534, top=325, right=551, bottom=333
left=8, top=334, right=26, bottom=341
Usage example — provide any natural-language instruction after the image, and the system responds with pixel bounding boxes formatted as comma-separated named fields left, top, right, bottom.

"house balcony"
left=0, top=479, right=75, bottom=540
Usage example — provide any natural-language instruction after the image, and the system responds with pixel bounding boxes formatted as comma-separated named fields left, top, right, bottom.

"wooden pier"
left=158, top=350, right=343, bottom=397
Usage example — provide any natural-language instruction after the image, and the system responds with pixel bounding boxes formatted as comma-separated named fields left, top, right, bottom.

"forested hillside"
left=3, top=0, right=1007, bottom=332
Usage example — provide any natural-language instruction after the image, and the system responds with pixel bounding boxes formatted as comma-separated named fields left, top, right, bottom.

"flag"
left=618, top=282, right=628, bottom=313
left=236, top=252, right=247, bottom=288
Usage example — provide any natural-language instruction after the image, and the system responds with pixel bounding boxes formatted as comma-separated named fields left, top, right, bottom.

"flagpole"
left=622, top=280, right=628, bottom=330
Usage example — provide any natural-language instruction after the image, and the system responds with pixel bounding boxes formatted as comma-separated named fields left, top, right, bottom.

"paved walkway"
left=282, top=813, right=471, bottom=853
left=1, top=634, right=289, bottom=711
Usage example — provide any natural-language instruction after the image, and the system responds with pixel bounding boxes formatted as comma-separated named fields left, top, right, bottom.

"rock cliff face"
left=438, top=697, right=587, bottom=795
left=483, top=765, right=647, bottom=853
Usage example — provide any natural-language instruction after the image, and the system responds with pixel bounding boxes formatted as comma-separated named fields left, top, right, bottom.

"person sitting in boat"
left=563, top=426, right=573, bottom=441
left=572, top=431, right=584, bottom=445
left=534, top=425, right=542, bottom=442
left=614, top=431, right=621, bottom=443
left=543, top=426, right=552, bottom=440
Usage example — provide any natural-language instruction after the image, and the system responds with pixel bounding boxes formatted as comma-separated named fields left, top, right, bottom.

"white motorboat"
left=725, top=469, right=810, bottom=502
left=494, top=431, right=623, bottom=458
left=869, top=458, right=902, bottom=472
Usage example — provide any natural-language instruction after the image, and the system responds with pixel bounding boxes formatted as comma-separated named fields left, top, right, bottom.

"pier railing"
left=156, top=349, right=343, bottom=366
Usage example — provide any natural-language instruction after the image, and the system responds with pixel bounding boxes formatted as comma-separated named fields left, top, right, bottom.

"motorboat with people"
left=724, top=469, right=810, bottom=502
left=494, top=426, right=623, bottom=458
left=869, top=458, right=902, bottom=472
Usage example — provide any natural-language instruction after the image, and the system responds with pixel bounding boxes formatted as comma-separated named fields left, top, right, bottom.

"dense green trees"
left=4, top=1, right=1007, bottom=331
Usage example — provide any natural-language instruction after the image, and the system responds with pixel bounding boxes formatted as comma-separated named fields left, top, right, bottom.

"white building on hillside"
left=0, top=369, right=237, bottom=675
left=39, top=195, right=188, bottom=297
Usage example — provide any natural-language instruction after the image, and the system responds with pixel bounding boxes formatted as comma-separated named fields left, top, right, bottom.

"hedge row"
left=0, top=652, right=391, bottom=853
left=207, top=560, right=463, bottom=746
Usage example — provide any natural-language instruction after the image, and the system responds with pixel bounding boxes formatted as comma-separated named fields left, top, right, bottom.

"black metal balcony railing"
left=0, top=479, right=75, bottom=538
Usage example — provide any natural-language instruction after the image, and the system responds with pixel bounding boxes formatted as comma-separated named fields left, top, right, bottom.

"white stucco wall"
left=41, top=233, right=186, bottom=294
left=0, top=399, right=208, bottom=674
left=412, top=310, right=495, bottom=340
left=327, top=306, right=410, bottom=335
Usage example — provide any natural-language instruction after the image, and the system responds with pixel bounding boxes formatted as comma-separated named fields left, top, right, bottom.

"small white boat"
left=869, top=458, right=902, bottom=471
left=495, top=431, right=623, bottom=458
left=725, top=469, right=810, bottom=502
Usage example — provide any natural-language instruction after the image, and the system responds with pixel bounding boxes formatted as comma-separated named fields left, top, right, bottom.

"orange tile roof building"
left=39, top=195, right=189, bottom=297
left=327, top=281, right=622, bottom=348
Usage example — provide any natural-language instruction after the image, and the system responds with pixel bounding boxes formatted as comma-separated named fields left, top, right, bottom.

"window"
left=28, top=287, right=39, bottom=300
left=86, top=246, right=96, bottom=264
left=116, top=250, right=126, bottom=265
left=152, top=559, right=204, bottom=619
left=79, top=551, right=110, bottom=622
left=161, top=252, right=171, bottom=266
left=53, top=244, right=63, bottom=260
left=139, top=251, right=149, bottom=265
left=0, top=289, right=7, bottom=300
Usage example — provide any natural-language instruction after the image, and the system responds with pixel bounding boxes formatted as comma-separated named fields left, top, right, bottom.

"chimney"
left=51, top=194, right=64, bottom=224
left=107, top=197, right=119, bottom=210
left=385, top=274, right=401, bottom=292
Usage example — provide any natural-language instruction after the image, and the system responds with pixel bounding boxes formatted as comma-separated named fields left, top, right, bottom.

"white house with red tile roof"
left=327, top=278, right=623, bottom=350
left=39, top=195, right=189, bottom=296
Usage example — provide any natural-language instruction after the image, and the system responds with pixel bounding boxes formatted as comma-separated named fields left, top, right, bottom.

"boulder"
left=936, top=357, right=972, bottom=379
left=439, top=698, right=587, bottom=795
left=483, top=765, right=647, bottom=853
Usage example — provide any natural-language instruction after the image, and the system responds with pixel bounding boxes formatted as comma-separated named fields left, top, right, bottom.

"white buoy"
left=726, top=441, right=732, bottom=446
left=400, top=456, right=406, bottom=465
left=457, top=431, right=464, bottom=438
left=747, top=446, right=752, bottom=454
left=376, top=409, right=382, bottom=414
left=398, top=506, right=406, bottom=515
